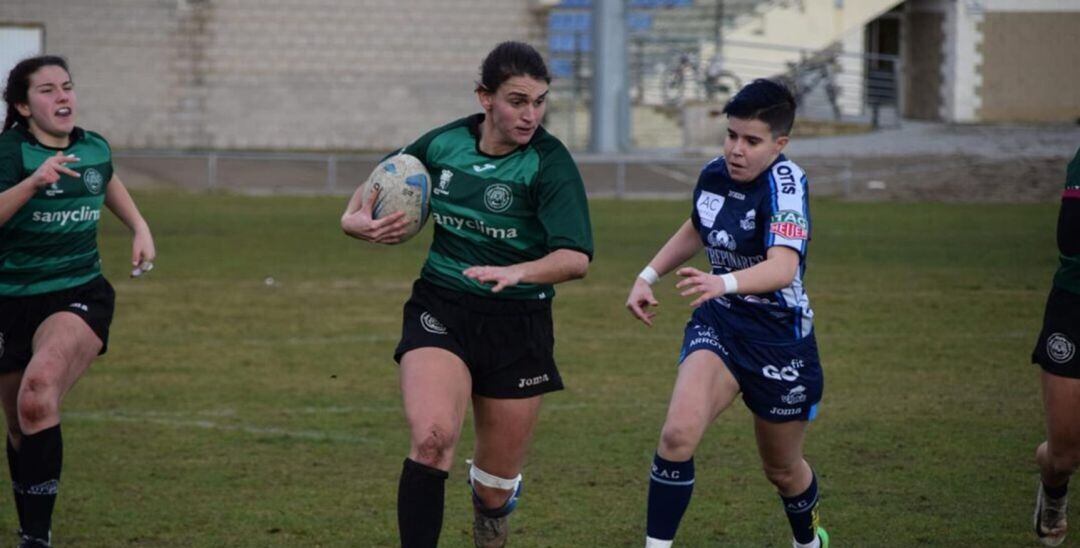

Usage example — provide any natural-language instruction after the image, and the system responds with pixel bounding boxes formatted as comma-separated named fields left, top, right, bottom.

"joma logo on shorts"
left=518, top=374, right=549, bottom=388
left=770, top=407, right=802, bottom=416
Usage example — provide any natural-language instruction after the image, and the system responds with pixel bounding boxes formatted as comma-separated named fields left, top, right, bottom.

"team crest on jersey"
left=707, top=229, right=736, bottom=250
left=484, top=183, right=513, bottom=213
left=82, top=168, right=104, bottom=194
left=740, top=209, right=756, bottom=231
left=770, top=210, right=808, bottom=240
left=435, top=169, right=453, bottom=196
left=420, top=312, right=447, bottom=335
left=1047, top=333, right=1076, bottom=364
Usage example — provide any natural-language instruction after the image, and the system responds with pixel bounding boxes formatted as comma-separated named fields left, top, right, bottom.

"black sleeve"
left=1059, top=198, right=1080, bottom=256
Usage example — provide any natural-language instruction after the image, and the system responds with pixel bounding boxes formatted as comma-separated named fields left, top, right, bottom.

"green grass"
left=41, top=191, right=1057, bottom=546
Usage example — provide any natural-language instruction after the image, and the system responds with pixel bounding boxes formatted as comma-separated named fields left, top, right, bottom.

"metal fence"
left=113, top=149, right=957, bottom=200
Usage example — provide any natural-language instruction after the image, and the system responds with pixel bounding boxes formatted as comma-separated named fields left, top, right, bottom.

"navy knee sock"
left=780, top=471, right=819, bottom=544
left=646, top=453, right=695, bottom=541
left=398, top=458, right=448, bottom=548
left=6, top=437, right=24, bottom=529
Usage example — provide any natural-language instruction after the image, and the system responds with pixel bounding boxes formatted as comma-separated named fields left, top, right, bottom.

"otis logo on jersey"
left=769, top=210, right=808, bottom=240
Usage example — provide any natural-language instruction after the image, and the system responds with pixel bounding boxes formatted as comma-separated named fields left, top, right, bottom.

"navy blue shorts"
left=679, top=306, right=823, bottom=423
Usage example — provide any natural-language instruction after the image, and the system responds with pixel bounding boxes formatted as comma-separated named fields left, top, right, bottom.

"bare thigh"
left=16, top=311, right=102, bottom=434
left=657, top=349, right=741, bottom=461
left=400, top=347, right=472, bottom=471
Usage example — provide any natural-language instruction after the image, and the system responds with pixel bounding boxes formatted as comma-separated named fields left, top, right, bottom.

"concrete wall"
left=978, top=11, right=1080, bottom=122
left=0, top=0, right=543, bottom=150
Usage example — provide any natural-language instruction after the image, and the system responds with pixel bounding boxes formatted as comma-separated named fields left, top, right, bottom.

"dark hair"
left=722, top=78, right=796, bottom=137
left=3, top=55, right=70, bottom=132
left=476, top=41, right=551, bottom=93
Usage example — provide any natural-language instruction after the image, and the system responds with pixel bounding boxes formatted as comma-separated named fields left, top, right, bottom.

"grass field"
left=39, top=190, right=1057, bottom=546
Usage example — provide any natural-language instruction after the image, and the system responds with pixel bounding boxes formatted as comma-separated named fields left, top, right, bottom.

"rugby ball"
left=360, top=154, right=432, bottom=243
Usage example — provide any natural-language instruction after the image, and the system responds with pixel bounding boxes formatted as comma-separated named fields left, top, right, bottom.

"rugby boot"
left=1034, top=482, right=1068, bottom=546
left=472, top=508, right=509, bottom=548
left=791, top=527, right=828, bottom=548
left=16, top=530, right=51, bottom=548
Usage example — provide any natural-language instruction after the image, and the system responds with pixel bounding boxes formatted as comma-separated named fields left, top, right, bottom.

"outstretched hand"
left=625, top=277, right=660, bottom=327
left=463, top=264, right=523, bottom=293
left=341, top=184, right=411, bottom=244
left=675, top=266, right=729, bottom=308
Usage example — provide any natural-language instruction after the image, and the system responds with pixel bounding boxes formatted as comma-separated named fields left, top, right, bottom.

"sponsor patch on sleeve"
left=769, top=210, right=808, bottom=240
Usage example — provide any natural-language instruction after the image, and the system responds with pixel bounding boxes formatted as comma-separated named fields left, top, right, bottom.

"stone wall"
left=1, top=0, right=544, bottom=150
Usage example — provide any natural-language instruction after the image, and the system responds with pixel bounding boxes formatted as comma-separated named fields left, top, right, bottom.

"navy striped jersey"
left=0, top=126, right=112, bottom=296
left=690, top=154, right=813, bottom=341
left=402, top=114, right=593, bottom=300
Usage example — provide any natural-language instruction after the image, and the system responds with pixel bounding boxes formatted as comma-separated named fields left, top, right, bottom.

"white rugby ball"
left=361, top=153, right=432, bottom=243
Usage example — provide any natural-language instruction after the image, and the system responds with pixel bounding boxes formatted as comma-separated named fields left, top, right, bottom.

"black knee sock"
left=398, top=458, right=448, bottom=548
left=6, top=437, right=24, bottom=529
left=16, top=425, right=62, bottom=542
left=1045, top=481, right=1069, bottom=500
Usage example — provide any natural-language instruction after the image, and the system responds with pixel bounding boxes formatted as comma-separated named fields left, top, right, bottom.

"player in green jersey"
left=342, top=42, right=593, bottom=548
left=0, top=56, right=155, bottom=548
left=1032, top=147, right=1080, bottom=546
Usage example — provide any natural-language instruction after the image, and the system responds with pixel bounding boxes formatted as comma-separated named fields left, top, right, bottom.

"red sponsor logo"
left=771, top=222, right=808, bottom=240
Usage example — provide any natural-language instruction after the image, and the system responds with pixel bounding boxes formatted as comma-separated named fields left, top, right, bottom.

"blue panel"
left=549, top=33, right=577, bottom=53
left=627, top=12, right=652, bottom=31
left=550, top=59, right=574, bottom=78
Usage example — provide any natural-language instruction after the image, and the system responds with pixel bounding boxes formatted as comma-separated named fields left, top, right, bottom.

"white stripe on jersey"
left=767, top=160, right=809, bottom=253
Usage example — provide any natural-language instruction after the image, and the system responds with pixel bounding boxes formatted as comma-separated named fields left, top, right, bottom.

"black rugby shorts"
left=0, top=276, right=115, bottom=372
left=1033, top=287, right=1080, bottom=378
left=394, top=278, right=563, bottom=398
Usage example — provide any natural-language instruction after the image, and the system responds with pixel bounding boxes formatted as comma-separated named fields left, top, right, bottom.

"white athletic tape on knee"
left=469, top=463, right=521, bottom=491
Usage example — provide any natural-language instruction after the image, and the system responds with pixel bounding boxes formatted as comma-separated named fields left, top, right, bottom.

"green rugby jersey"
left=1054, top=147, right=1080, bottom=295
left=402, top=114, right=593, bottom=300
left=0, top=126, right=112, bottom=296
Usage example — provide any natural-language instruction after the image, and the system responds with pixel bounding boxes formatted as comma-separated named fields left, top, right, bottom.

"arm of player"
left=626, top=219, right=703, bottom=326
left=463, top=248, right=589, bottom=294
left=340, top=180, right=411, bottom=244
left=675, top=245, right=799, bottom=308
left=0, top=151, right=80, bottom=226
left=104, top=174, right=156, bottom=273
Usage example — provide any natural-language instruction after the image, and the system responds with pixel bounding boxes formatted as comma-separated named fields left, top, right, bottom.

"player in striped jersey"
left=626, top=79, right=827, bottom=548
left=0, top=56, right=155, bottom=547
left=1032, top=147, right=1080, bottom=546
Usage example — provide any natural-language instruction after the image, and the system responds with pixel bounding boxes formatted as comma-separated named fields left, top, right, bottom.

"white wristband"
left=720, top=273, right=739, bottom=294
left=638, top=266, right=659, bottom=285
